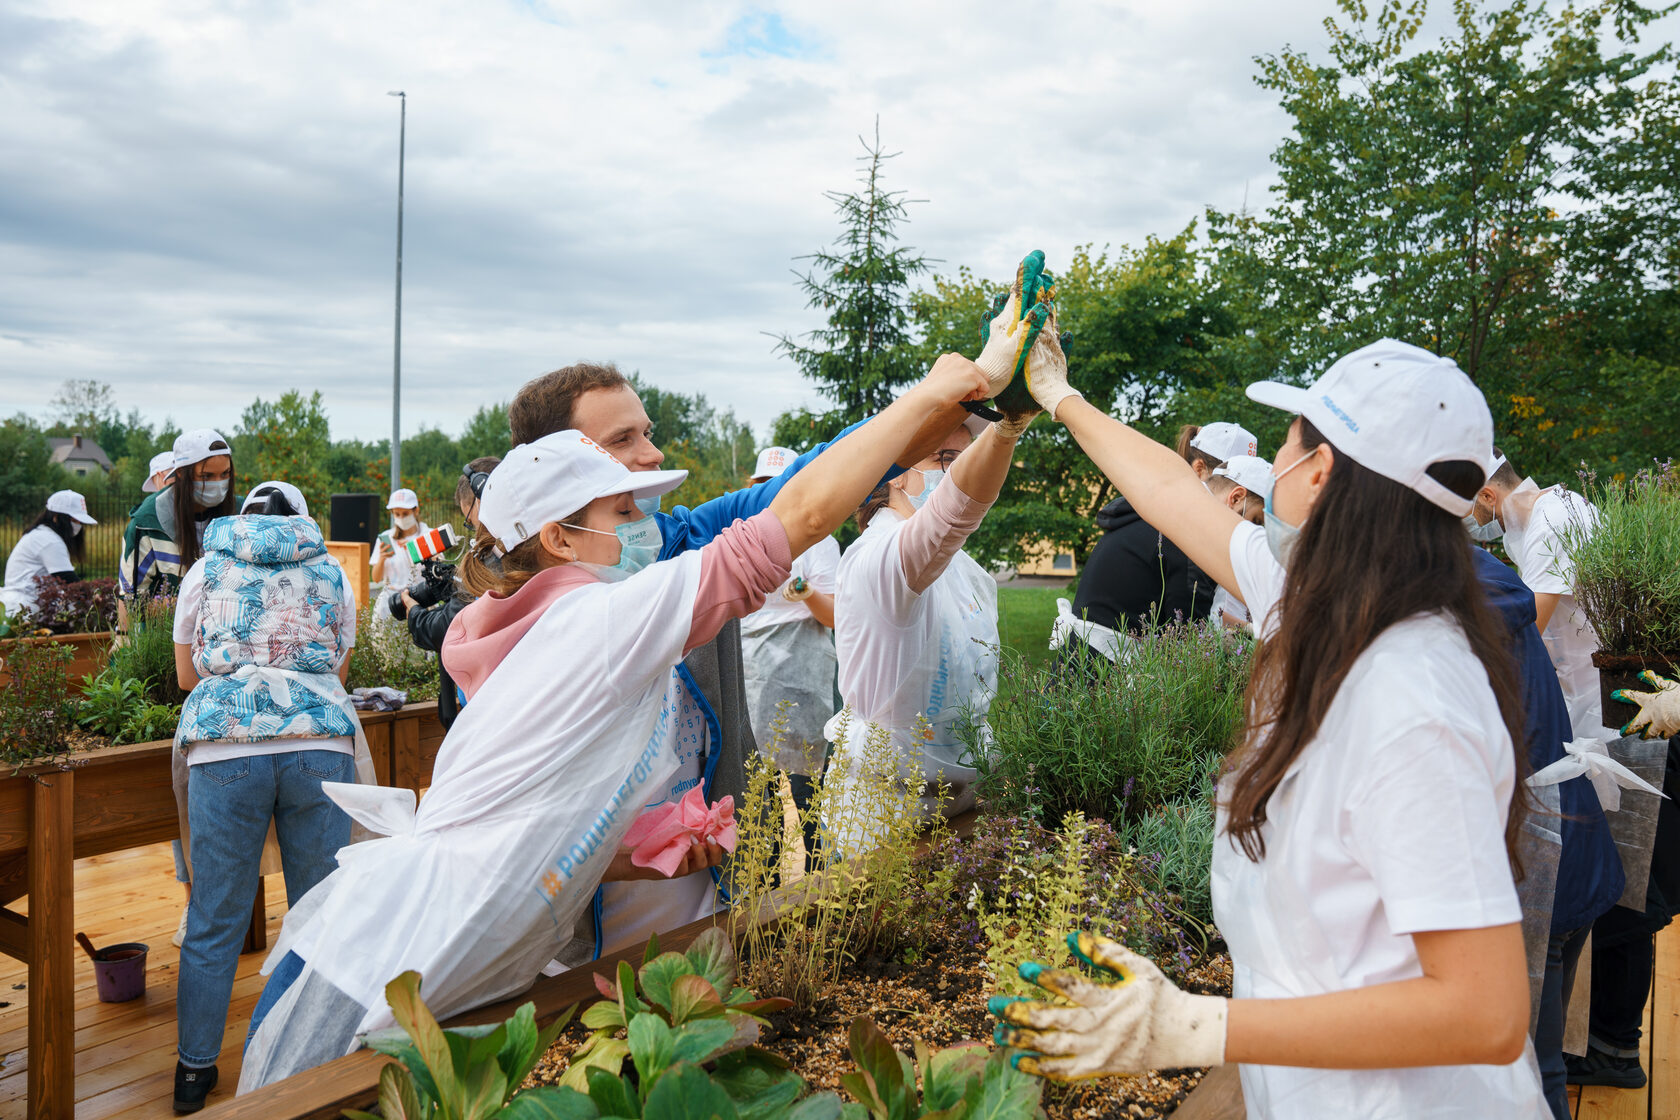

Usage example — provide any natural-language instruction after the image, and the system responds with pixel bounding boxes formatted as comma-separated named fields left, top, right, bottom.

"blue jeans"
left=1536, top=924, right=1591, bottom=1120
left=176, top=749, right=353, bottom=1068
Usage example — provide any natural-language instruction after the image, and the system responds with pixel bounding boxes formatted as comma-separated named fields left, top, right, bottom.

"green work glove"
left=989, top=931, right=1226, bottom=1080
left=1614, top=670, right=1680, bottom=740
left=975, top=251, right=1057, bottom=416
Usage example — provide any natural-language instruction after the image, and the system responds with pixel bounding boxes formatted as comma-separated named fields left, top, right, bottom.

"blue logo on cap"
left=1320, top=394, right=1359, bottom=434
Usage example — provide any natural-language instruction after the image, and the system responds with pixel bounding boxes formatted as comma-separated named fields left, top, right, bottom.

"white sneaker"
left=172, top=904, right=190, bottom=947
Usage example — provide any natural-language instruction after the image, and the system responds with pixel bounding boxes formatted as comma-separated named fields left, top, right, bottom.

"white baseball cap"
left=1189, top=422, right=1258, bottom=464
left=751, top=446, right=796, bottom=481
left=241, top=480, right=309, bottom=518
left=141, top=450, right=176, bottom=492
left=386, top=488, right=419, bottom=510
left=1212, top=455, right=1274, bottom=499
left=1246, top=339, right=1492, bottom=516
left=173, top=428, right=230, bottom=472
left=479, top=430, right=688, bottom=553
left=46, top=489, right=97, bottom=525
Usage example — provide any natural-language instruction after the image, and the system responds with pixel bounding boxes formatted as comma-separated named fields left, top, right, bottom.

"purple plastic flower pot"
left=92, top=942, right=148, bottom=1002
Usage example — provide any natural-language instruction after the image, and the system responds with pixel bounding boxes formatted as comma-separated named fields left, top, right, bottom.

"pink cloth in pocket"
left=622, top=787, right=738, bottom=877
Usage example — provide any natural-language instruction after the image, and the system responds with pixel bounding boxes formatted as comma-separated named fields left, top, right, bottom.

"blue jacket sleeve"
left=656, top=416, right=907, bottom=558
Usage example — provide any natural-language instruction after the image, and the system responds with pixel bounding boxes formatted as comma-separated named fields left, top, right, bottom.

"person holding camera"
left=386, top=457, right=497, bottom=729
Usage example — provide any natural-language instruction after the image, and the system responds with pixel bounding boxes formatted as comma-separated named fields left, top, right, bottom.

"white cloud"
left=1, top=0, right=1674, bottom=449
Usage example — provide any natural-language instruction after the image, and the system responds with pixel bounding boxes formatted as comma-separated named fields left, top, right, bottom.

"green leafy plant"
left=972, top=622, right=1249, bottom=827
left=0, top=641, right=77, bottom=771
left=122, top=700, right=181, bottom=744
left=77, top=670, right=149, bottom=740
left=106, top=597, right=187, bottom=706
left=1118, top=796, right=1217, bottom=929
left=840, top=1016, right=1044, bottom=1120
left=347, top=970, right=578, bottom=1120
left=1563, top=461, right=1680, bottom=658
left=346, top=605, right=440, bottom=701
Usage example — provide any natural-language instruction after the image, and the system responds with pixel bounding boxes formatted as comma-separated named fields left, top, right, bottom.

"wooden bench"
left=0, top=702, right=444, bottom=1120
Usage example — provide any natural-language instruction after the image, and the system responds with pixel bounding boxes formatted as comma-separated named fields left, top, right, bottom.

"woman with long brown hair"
left=993, top=339, right=1547, bottom=1116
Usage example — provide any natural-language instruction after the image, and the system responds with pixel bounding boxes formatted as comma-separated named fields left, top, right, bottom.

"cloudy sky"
left=3, top=1, right=1673, bottom=446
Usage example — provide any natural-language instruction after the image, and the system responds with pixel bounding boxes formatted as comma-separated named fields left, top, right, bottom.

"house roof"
left=47, top=435, right=114, bottom=471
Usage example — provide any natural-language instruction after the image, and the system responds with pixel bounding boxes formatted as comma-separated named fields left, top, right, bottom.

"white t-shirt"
left=373, top=523, right=430, bottom=590
left=174, top=556, right=357, bottom=765
left=1219, top=520, right=1544, bottom=1116
left=1504, top=487, right=1606, bottom=739
left=1211, top=585, right=1249, bottom=630
left=1, top=525, right=73, bottom=615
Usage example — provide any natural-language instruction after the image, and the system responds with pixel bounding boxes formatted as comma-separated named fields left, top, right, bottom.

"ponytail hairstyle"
left=459, top=532, right=552, bottom=599
left=1221, top=418, right=1529, bottom=869
left=1175, top=424, right=1225, bottom=475
left=28, top=509, right=86, bottom=565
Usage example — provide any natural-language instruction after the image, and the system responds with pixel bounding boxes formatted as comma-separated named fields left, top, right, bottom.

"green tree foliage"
left=1209, top=0, right=1680, bottom=480
left=632, top=376, right=758, bottom=510
left=0, top=415, right=73, bottom=516
left=234, top=390, right=334, bottom=511
left=773, top=123, right=932, bottom=436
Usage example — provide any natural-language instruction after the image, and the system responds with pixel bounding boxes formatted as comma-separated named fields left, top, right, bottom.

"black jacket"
left=1070, top=496, right=1214, bottom=635
left=406, top=592, right=470, bottom=729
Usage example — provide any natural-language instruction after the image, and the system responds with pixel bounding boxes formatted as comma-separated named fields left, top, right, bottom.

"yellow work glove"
left=1615, top=670, right=1680, bottom=740
left=990, top=932, right=1226, bottom=1080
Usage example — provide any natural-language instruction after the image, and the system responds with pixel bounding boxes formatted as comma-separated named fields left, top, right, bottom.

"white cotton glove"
left=992, top=932, right=1226, bottom=1079
left=1023, top=310, right=1080, bottom=421
left=1615, top=670, right=1680, bottom=740
left=781, top=576, right=813, bottom=603
left=974, top=254, right=1052, bottom=396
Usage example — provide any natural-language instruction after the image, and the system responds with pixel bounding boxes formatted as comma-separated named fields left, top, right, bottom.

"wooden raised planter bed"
left=0, top=701, right=444, bottom=1120
left=0, top=629, right=113, bottom=689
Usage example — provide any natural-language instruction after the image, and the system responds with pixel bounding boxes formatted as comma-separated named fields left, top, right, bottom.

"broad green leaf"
left=638, top=953, right=695, bottom=1017
left=642, top=931, right=661, bottom=965
left=722, top=996, right=792, bottom=1020
left=845, top=1017, right=913, bottom=1120
left=360, top=1033, right=441, bottom=1105
left=837, top=1071, right=878, bottom=1115
left=669, top=974, right=725, bottom=1023
left=343, top=1111, right=382, bottom=1120
left=583, top=1001, right=628, bottom=1031
left=668, top=1017, right=739, bottom=1068
left=839, top=1105, right=870, bottom=1120
left=560, top=1036, right=631, bottom=1094
left=586, top=1068, right=641, bottom=1117
left=501, top=1086, right=604, bottom=1119
left=972, top=1049, right=1044, bottom=1120
left=376, top=1063, right=427, bottom=1120
left=458, top=1055, right=510, bottom=1120
left=617, top=960, right=649, bottom=1017
left=922, top=1043, right=986, bottom=1112
left=383, top=971, right=461, bottom=1116
left=497, top=1003, right=541, bottom=1091
left=640, top=1061, right=740, bottom=1120
left=462, top=1022, right=511, bottom=1079
left=707, top=1052, right=805, bottom=1120
left=522, top=1005, right=579, bottom=1088
left=784, top=1094, right=847, bottom=1120
left=683, top=927, right=736, bottom=995
left=628, top=1013, right=677, bottom=1084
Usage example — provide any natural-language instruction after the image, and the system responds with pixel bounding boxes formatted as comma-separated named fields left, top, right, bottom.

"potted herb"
left=1562, top=462, right=1680, bottom=728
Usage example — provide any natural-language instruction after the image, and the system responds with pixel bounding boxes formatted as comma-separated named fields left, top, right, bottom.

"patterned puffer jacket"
left=175, top=514, right=358, bottom=750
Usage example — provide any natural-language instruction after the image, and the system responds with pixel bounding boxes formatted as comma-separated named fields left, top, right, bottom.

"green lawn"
left=996, top=584, right=1070, bottom=670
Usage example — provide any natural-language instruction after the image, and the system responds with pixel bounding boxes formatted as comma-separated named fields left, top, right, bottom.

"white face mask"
left=192, top=478, right=230, bottom=507
left=70, top=520, right=83, bottom=537
left=906, top=467, right=945, bottom=511
left=394, top=513, right=418, bottom=531
left=1464, top=509, right=1504, bottom=542
left=1262, top=449, right=1314, bottom=567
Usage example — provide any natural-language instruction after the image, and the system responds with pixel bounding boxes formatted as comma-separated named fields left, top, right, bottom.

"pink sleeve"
left=897, top=477, right=992, bottom=594
left=688, top=510, right=793, bottom=654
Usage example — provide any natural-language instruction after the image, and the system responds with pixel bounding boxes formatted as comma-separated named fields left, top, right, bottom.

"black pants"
left=788, top=772, right=821, bottom=871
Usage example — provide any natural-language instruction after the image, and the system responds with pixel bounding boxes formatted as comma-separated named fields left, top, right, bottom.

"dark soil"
left=528, top=923, right=1233, bottom=1120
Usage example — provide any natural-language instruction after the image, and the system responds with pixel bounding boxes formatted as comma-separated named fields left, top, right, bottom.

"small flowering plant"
left=0, top=641, right=77, bottom=772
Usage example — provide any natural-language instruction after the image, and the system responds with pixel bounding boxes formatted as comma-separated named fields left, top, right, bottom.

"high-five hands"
left=915, top=352, right=993, bottom=410
left=989, top=931, right=1227, bottom=1080
left=974, top=251, right=1080, bottom=436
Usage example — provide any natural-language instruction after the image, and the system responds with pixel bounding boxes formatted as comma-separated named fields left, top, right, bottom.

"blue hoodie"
left=1474, top=548, right=1624, bottom=932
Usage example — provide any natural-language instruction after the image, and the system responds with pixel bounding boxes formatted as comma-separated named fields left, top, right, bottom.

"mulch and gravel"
left=527, top=921, right=1232, bottom=1120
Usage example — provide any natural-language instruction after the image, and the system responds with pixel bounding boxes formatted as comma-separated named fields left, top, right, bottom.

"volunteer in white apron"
left=992, top=339, right=1548, bottom=1118
left=1467, top=453, right=1609, bottom=739
left=237, top=355, right=991, bottom=1092
left=370, top=487, right=428, bottom=596
left=1204, top=454, right=1270, bottom=632
left=0, top=490, right=97, bottom=618
left=740, top=445, right=840, bottom=870
left=169, top=481, right=362, bottom=1113
left=827, top=411, right=1010, bottom=836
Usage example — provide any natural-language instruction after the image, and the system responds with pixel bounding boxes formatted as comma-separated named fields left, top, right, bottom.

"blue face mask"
left=1463, top=510, right=1504, bottom=542
left=1262, top=450, right=1313, bottom=567
left=906, top=468, right=945, bottom=511
left=635, top=494, right=663, bottom=517
left=564, top=514, right=663, bottom=581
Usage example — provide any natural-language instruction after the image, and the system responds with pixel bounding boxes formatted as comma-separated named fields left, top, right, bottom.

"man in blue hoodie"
left=1473, top=547, right=1624, bottom=1118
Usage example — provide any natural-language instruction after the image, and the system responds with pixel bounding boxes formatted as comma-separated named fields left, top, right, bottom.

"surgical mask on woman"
left=70, top=521, right=83, bottom=537
left=1463, top=511, right=1504, bottom=542
left=906, top=468, right=945, bottom=511
left=193, top=479, right=230, bottom=507
left=562, top=515, right=663, bottom=582
left=393, top=512, right=418, bottom=532
left=1263, top=450, right=1314, bottom=567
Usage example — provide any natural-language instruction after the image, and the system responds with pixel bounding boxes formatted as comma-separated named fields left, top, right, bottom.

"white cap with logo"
left=1212, top=455, right=1274, bottom=499
left=142, top=450, right=177, bottom=492
left=173, top=428, right=230, bottom=472
left=1246, top=339, right=1492, bottom=517
left=751, top=446, right=796, bottom=481
left=1189, top=422, right=1259, bottom=464
left=46, top=490, right=97, bottom=525
left=479, top=430, right=688, bottom=554
left=241, top=480, right=309, bottom=518
left=386, top=488, right=420, bottom=510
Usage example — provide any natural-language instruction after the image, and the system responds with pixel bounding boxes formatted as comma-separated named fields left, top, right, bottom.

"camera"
left=386, top=557, right=457, bottom=621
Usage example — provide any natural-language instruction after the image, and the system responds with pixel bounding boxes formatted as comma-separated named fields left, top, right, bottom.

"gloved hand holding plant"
left=989, top=931, right=1227, bottom=1080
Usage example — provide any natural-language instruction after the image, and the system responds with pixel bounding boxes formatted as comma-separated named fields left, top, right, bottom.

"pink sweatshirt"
left=443, top=510, right=793, bottom=700
left=896, top=475, right=992, bottom=594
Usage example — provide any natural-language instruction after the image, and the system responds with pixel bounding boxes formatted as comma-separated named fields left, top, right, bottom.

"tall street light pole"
left=387, top=90, right=406, bottom=489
